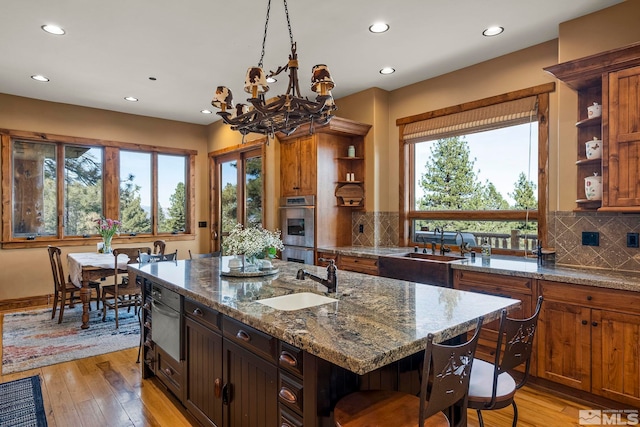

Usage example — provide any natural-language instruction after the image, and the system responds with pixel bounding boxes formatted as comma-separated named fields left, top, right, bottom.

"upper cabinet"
left=544, top=42, right=640, bottom=212
left=280, top=135, right=317, bottom=197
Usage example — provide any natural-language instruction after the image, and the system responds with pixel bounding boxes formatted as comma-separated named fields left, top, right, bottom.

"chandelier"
left=211, top=0, right=336, bottom=139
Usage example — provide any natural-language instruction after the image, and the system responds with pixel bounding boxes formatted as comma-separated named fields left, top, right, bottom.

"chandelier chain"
left=258, top=0, right=295, bottom=68
left=283, top=0, right=294, bottom=48
left=258, top=0, right=272, bottom=68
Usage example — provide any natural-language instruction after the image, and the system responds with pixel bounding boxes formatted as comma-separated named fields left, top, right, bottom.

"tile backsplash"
left=351, top=211, right=398, bottom=247
left=548, top=211, right=640, bottom=272
left=351, top=210, right=640, bottom=272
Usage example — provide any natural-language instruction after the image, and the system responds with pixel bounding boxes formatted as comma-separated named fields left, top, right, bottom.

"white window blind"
left=402, top=96, right=538, bottom=144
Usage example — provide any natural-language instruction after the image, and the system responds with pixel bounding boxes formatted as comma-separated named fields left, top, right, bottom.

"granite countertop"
left=319, top=246, right=640, bottom=292
left=129, top=258, right=518, bottom=375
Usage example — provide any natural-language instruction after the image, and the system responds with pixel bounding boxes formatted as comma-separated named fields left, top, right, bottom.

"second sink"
left=378, top=252, right=466, bottom=287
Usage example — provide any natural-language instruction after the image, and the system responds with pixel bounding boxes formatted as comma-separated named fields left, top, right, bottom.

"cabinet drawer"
left=156, top=347, right=183, bottom=399
left=540, top=280, right=640, bottom=312
left=455, top=270, right=532, bottom=295
left=280, top=407, right=304, bottom=427
left=340, top=255, right=378, bottom=275
left=185, top=299, right=220, bottom=332
left=279, top=342, right=304, bottom=377
left=222, top=317, right=277, bottom=362
left=279, top=373, right=303, bottom=414
left=316, top=252, right=338, bottom=267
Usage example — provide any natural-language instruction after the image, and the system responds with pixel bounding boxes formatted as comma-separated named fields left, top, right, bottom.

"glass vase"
left=102, top=235, right=112, bottom=254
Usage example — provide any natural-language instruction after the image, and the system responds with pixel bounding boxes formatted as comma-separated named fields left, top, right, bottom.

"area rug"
left=0, top=375, right=47, bottom=426
left=2, top=305, right=139, bottom=375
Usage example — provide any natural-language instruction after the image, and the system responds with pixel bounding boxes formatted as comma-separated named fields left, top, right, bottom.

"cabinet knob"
left=279, top=387, right=297, bottom=404
left=193, top=307, right=203, bottom=316
left=164, top=367, right=173, bottom=376
left=586, top=295, right=593, bottom=301
left=236, top=330, right=251, bottom=342
left=592, top=321, right=598, bottom=327
left=279, top=351, right=298, bottom=367
left=582, top=320, right=588, bottom=325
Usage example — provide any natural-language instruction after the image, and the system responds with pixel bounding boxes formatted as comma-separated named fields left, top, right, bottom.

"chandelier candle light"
left=212, top=0, right=337, bottom=139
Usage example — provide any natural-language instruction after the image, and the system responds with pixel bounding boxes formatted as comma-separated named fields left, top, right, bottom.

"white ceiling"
left=0, top=0, right=624, bottom=126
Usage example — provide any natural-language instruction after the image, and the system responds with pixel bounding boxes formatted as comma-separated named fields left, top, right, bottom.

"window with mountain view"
left=400, top=85, right=552, bottom=254
left=1, top=130, right=195, bottom=247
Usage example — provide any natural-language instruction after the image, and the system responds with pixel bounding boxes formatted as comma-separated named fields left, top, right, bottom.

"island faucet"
left=296, top=258, right=338, bottom=293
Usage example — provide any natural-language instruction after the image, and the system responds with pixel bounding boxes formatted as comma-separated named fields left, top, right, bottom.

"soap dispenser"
left=481, top=238, right=491, bottom=258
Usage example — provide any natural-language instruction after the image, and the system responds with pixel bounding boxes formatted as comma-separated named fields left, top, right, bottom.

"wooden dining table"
left=67, top=252, right=130, bottom=329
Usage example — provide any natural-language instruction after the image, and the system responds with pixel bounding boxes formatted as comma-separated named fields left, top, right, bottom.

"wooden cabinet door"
left=591, top=309, right=640, bottom=407
left=537, top=300, right=591, bottom=391
left=223, top=338, right=278, bottom=427
left=280, top=136, right=316, bottom=196
left=184, top=317, right=223, bottom=427
left=605, top=65, right=640, bottom=208
left=296, top=135, right=316, bottom=195
left=280, top=140, right=301, bottom=197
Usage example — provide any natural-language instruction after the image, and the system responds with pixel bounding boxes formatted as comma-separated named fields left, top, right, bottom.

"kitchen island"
left=130, top=257, right=519, bottom=427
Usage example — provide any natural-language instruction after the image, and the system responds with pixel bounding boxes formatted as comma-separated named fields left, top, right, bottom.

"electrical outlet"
left=358, top=224, right=364, bottom=233
left=582, top=231, right=600, bottom=246
left=627, top=232, right=639, bottom=248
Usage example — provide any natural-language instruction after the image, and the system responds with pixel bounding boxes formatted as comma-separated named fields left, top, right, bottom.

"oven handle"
left=152, top=300, right=179, bottom=319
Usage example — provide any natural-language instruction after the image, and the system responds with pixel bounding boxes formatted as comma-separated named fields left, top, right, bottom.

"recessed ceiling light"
left=31, top=75, right=50, bottom=82
left=369, top=22, right=389, bottom=34
left=379, top=67, right=395, bottom=75
left=124, top=96, right=138, bottom=102
left=483, top=26, right=504, bottom=37
left=201, top=109, right=213, bottom=114
left=148, top=77, right=157, bottom=81
left=41, top=24, right=65, bottom=35
left=266, top=77, right=277, bottom=83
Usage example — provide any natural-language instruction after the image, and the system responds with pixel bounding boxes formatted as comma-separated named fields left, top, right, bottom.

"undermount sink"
left=256, top=292, right=337, bottom=311
left=378, top=252, right=466, bottom=287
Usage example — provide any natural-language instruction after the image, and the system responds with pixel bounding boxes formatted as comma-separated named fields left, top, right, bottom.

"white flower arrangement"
left=222, top=224, right=284, bottom=259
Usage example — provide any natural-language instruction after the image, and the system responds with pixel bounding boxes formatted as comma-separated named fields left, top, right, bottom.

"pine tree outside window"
left=398, top=84, right=553, bottom=255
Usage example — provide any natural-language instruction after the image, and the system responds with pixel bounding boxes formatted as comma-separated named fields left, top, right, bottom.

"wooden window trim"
left=1, top=129, right=197, bottom=248
left=398, top=84, right=553, bottom=254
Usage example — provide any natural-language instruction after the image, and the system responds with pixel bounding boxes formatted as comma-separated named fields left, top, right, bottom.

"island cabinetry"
left=453, top=270, right=534, bottom=373
left=222, top=317, right=279, bottom=427
left=538, top=281, right=640, bottom=407
left=141, top=279, right=155, bottom=378
left=183, top=299, right=223, bottom=427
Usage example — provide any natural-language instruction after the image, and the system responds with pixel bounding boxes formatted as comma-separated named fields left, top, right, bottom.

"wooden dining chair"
left=467, top=296, right=543, bottom=427
left=153, top=239, right=166, bottom=256
left=101, top=247, right=151, bottom=328
left=47, top=246, right=101, bottom=323
left=334, top=317, right=484, bottom=427
left=188, top=250, right=221, bottom=259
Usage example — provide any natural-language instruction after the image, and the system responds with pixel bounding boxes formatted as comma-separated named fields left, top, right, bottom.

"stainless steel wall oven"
left=280, top=195, right=315, bottom=264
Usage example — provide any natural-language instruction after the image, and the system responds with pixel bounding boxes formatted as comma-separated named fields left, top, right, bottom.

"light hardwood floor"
left=0, top=346, right=604, bottom=427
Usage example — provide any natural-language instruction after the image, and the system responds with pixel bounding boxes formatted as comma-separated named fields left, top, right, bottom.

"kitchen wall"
left=0, top=94, right=210, bottom=300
